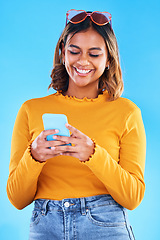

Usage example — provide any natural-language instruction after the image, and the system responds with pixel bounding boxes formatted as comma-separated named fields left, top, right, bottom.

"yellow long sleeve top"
left=7, top=91, right=146, bottom=211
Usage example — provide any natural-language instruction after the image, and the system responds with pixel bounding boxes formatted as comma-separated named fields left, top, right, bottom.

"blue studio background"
left=0, top=0, right=160, bottom=239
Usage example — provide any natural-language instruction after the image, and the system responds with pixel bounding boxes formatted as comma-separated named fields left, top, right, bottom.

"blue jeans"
left=29, top=194, right=135, bottom=240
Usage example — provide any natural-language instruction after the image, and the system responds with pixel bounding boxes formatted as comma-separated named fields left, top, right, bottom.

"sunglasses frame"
left=66, top=9, right=112, bottom=27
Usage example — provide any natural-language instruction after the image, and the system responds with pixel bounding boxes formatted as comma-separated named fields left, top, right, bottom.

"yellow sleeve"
left=6, top=103, right=46, bottom=210
left=84, top=108, right=146, bottom=210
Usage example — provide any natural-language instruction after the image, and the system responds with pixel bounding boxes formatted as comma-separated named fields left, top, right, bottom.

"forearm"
left=84, top=144, right=145, bottom=210
left=7, top=146, right=46, bottom=210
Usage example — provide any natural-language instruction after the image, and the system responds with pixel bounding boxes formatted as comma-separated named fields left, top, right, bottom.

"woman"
left=7, top=9, right=146, bottom=239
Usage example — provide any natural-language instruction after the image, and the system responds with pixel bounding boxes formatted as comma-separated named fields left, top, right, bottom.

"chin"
left=74, top=81, right=90, bottom=88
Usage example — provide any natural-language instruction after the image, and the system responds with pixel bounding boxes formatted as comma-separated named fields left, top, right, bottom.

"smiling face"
left=62, top=27, right=109, bottom=97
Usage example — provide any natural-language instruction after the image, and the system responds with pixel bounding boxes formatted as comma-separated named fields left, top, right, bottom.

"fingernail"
left=53, top=135, right=57, bottom=139
left=55, top=129, right=59, bottom=133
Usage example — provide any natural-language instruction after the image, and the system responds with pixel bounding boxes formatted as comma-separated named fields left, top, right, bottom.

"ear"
left=106, top=59, right=110, bottom=68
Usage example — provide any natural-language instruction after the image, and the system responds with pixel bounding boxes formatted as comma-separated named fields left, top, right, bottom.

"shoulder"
left=21, top=93, right=57, bottom=109
left=105, top=96, right=142, bottom=124
left=113, top=96, right=140, bottom=114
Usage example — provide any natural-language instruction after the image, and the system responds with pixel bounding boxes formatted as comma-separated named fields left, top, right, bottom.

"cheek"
left=96, top=61, right=107, bottom=73
left=64, top=56, right=73, bottom=71
left=65, top=51, right=77, bottom=64
left=65, top=59, right=75, bottom=74
left=64, top=57, right=75, bottom=77
left=65, top=64, right=73, bottom=78
left=94, top=56, right=107, bottom=69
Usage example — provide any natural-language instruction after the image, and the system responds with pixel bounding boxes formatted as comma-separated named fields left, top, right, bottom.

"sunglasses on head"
left=66, top=9, right=112, bottom=28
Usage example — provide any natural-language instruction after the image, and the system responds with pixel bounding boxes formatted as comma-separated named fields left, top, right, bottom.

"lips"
left=74, top=67, right=93, bottom=75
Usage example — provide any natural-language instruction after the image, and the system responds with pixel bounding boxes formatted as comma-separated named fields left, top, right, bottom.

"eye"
left=69, top=51, right=80, bottom=55
left=89, top=53, right=100, bottom=57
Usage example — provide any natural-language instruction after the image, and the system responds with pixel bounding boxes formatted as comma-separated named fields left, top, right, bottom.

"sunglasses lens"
left=92, top=12, right=111, bottom=25
left=67, top=10, right=86, bottom=23
left=66, top=10, right=112, bottom=27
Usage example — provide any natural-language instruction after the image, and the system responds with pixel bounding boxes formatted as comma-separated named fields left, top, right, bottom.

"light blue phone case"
left=42, top=114, right=71, bottom=145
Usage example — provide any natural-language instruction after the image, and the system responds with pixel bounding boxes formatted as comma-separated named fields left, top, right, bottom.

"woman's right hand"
left=31, top=129, right=67, bottom=163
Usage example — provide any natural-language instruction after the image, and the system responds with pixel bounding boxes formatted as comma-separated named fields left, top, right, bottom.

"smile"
left=74, top=67, right=93, bottom=75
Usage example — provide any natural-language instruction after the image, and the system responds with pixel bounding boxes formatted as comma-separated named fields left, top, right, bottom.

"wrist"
left=81, top=139, right=96, bottom=163
left=29, top=142, right=44, bottom=163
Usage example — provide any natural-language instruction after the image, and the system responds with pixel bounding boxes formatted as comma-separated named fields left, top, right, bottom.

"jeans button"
left=64, top=202, right=70, bottom=208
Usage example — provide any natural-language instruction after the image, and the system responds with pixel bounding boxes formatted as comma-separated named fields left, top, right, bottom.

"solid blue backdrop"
left=0, top=0, right=160, bottom=239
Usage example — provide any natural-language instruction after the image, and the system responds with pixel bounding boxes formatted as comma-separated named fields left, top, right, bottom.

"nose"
left=77, top=53, right=89, bottom=66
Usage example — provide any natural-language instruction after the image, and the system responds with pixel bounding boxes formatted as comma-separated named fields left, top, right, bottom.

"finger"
left=40, top=129, right=59, bottom=140
left=41, top=148, right=64, bottom=157
left=70, top=133, right=78, bottom=138
left=65, top=124, right=85, bottom=138
left=44, top=140, right=68, bottom=148
left=52, top=135, right=79, bottom=145
left=52, top=144, right=77, bottom=154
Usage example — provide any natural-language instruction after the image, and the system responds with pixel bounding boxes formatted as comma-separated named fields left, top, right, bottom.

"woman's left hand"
left=52, top=123, right=95, bottom=162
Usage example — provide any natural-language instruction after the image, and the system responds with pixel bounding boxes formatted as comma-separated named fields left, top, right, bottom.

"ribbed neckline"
left=54, top=90, right=109, bottom=102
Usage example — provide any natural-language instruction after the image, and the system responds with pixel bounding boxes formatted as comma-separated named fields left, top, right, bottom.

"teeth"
left=75, top=68, right=91, bottom=74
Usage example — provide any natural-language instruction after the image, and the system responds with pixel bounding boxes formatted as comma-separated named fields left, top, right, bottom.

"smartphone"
left=42, top=114, right=71, bottom=145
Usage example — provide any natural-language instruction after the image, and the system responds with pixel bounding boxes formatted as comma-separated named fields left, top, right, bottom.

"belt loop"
left=41, top=200, right=50, bottom=216
left=80, top=198, right=86, bottom=216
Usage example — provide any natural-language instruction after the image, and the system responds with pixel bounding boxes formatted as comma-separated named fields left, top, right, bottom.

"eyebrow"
left=68, top=44, right=102, bottom=51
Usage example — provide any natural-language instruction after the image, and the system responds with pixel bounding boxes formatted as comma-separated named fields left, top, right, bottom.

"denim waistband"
left=34, top=194, right=123, bottom=216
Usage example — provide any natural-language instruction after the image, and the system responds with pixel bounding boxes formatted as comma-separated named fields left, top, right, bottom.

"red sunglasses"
left=66, top=9, right=112, bottom=28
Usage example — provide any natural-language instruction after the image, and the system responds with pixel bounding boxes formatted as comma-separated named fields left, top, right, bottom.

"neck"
left=64, top=81, right=100, bottom=99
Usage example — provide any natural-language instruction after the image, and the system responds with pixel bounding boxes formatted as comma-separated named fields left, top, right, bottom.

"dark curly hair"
left=49, top=16, right=123, bottom=100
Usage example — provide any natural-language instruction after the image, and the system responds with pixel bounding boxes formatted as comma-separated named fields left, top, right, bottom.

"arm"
left=84, top=108, right=146, bottom=210
left=6, top=103, right=46, bottom=210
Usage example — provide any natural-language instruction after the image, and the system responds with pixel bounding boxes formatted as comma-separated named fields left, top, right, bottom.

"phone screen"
left=42, top=114, right=71, bottom=145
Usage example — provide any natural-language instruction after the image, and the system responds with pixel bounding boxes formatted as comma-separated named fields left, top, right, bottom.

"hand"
left=31, top=129, right=68, bottom=162
left=52, top=124, right=95, bottom=162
